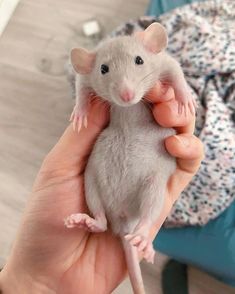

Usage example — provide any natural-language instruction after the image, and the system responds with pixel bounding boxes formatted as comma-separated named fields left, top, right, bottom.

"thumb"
left=165, top=134, right=204, bottom=199
left=148, top=134, right=203, bottom=239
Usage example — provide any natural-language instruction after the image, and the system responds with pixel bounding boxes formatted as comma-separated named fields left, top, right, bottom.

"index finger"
left=146, top=83, right=195, bottom=134
left=153, top=99, right=195, bottom=134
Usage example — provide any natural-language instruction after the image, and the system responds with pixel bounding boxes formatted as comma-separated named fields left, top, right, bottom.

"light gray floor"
left=0, top=0, right=234, bottom=293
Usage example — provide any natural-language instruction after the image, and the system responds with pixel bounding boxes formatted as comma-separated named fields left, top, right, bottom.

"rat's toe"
left=178, top=102, right=183, bottom=115
left=64, top=218, right=73, bottom=228
left=130, top=235, right=142, bottom=246
left=189, top=99, right=196, bottom=114
left=83, top=115, right=88, bottom=128
left=137, top=239, right=148, bottom=252
left=85, top=216, right=107, bottom=233
left=143, top=243, right=155, bottom=264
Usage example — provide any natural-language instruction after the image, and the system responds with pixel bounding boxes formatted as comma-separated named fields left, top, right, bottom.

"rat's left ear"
left=138, top=22, right=168, bottom=53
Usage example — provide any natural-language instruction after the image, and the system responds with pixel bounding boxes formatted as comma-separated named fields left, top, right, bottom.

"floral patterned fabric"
left=111, top=0, right=235, bottom=227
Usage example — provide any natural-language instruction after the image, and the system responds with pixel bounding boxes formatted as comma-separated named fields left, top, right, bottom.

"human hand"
left=146, top=82, right=203, bottom=238
left=0, top=84, right=203, bottom=294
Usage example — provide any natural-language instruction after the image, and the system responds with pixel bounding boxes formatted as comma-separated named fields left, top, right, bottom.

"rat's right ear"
left=70, top=48, right=96, bottom=74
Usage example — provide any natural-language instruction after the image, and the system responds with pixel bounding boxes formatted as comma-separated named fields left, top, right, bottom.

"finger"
left=152, top=99, right=195, bottom=134
left=148, top=134, right=203, bottom=239
left=146, top=82, right=175, bottom=103
left=44, top=98, right=109, bottom=171
left=149, top=192, right=175, bottom=240
left=165, top=134, right=204, bottom=197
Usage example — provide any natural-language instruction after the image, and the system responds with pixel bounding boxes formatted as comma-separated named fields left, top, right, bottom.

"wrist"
left=0, top=266, right=56, bottom=294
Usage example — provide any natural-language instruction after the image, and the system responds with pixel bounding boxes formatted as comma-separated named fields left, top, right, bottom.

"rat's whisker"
left=142, top=96, right=152, bottom=103
left=140, top=99, right=152, bottom=111
left=137, top=69, right=159, bottom=87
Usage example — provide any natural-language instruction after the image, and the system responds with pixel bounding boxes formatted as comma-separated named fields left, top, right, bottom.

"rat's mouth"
left=114, top=95, right=140, bottom=107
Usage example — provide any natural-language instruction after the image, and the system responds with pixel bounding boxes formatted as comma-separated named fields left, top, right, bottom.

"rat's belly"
left=85, top=122, right=175, bottom=216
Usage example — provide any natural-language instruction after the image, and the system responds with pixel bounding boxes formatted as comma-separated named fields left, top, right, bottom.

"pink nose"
left=120, top=89, right=135, bottom=102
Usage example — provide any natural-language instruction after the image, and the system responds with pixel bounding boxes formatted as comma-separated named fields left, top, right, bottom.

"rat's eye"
left=101, top=64, right=109, bottom=74
left=135, top=56, right=144, bottom=65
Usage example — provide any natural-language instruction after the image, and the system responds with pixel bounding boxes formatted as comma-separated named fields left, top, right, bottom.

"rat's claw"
left=177, top=98, right=191, bottom=116
left=178, top=102, right=183, bottom=115
left=130, top=236, right=142, bottom=246
left=69, top=113, right=74, bottom=122
left=84, top=115, right=88, bottom=128
left=145, top=249, right=155, bottom=264
left=124, top=234, right=132, bottom=241
left=178, top=99, right=196, bottom=117
left=70, top=108, right=88, bottom=133
left=138, top=239, right=148, bottom=252
left=142, top=242, right=155, bottom=264
left=69, top=109, right=75, bottom=122
left=188, top=99, right=196, bottom=115
left=182, top=103, right=187, bottom=117
left=175, top=86, right=197, bottom=116
left=77, top=117, right=82, bottom=133
left=193, top=98, right=197, bottom=108
left=72, top=116, right=78, bottom=132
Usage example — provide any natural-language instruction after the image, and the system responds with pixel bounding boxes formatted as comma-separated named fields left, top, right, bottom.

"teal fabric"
left=153, top=201, right=235, bottom=286
left=146, top=0, right=205, bottom=16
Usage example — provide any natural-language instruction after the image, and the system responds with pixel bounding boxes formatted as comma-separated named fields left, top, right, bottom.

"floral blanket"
left=111, top=0, right=235, bottom=226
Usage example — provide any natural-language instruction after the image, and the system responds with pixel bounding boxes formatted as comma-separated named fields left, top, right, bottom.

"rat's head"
left=70, top=23, right=168, bottom=107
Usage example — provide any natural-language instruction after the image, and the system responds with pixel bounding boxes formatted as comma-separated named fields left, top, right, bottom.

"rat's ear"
left=70, top=48, right=96, bottom=74
left=138, top=22, right=168, bottom=53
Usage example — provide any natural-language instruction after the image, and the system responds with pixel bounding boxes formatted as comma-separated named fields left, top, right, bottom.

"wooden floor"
left=0, top=0, right=234, bottom=293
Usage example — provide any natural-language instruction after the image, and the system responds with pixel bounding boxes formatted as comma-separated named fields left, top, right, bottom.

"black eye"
left=135, top=56, right=144, bottom=65
left=101, top=64, right=109, bottom=74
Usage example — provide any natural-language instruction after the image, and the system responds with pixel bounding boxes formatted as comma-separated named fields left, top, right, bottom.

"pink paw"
left=70, top=106, right=88, bottom=133
left=64, top=213, right=107, bottom=233
left=175, top=89, right=197, bottom=116
left=125, top=233, right=155, bottom=264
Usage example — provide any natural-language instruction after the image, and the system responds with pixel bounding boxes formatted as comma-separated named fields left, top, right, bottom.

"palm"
left=18, top=164, right=126, bottom=294
left=8, top=101, right=126, bottom=293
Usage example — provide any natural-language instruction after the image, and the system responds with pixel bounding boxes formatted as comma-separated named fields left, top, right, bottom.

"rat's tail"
left=121, top=236, right=145, bottom=294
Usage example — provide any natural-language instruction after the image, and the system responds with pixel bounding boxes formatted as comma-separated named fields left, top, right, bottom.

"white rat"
left=65, top=23, right=195, bottom=294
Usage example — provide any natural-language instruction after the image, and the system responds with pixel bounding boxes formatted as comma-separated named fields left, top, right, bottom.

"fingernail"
left=174, top=135, right=190, bottom=147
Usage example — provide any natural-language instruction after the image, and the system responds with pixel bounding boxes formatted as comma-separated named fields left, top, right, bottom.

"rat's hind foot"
left=125, top=233, right=155, bottom=264
left=64, top=213, right=107, bottom=233
left=70, top=106, right=88, bottom=133
left=143, top=242, right=155, bottom=264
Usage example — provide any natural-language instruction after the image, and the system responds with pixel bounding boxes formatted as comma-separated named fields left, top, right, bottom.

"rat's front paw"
left=70, top=106, right=88, bottom=133
left=175, top=88, right=197, bottom=116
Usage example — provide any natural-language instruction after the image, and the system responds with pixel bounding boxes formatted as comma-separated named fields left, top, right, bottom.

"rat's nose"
left=120, top=89, right=135, bottom=102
